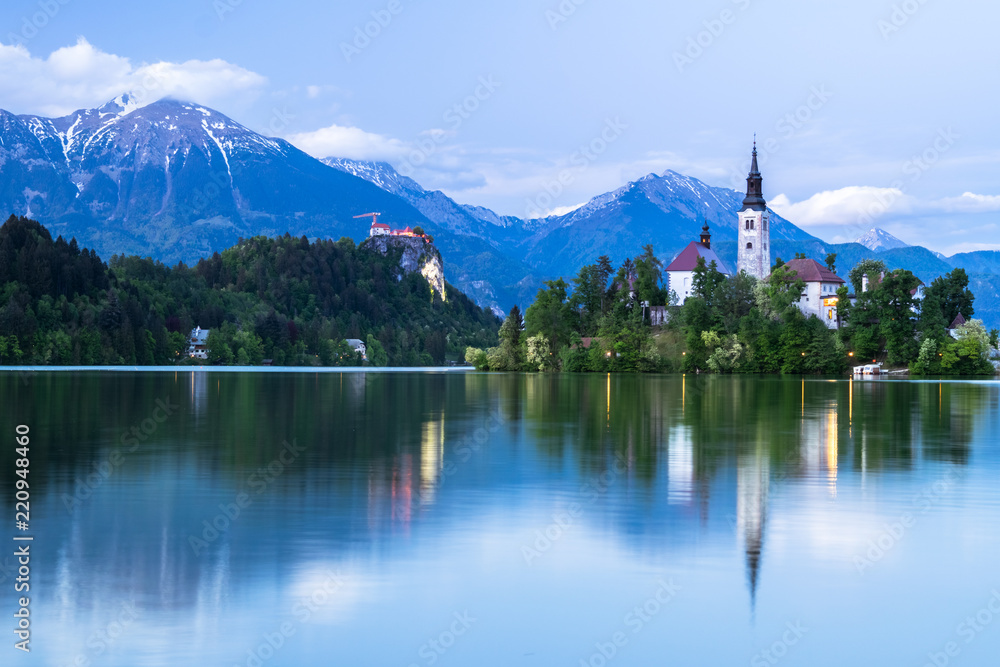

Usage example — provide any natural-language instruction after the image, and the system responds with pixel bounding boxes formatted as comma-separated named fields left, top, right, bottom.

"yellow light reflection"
left=825, top=407, right=838, bottom=495
left=848, top=377, right=853, bottom=429
left=801, top=377, right=805, bottom=417
left=606, top=372, right=611, bottom=424
left=420, top=417, right=445, bottom=503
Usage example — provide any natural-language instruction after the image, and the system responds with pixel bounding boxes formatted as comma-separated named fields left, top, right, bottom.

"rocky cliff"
left=362, top=235, right=447, bottom=301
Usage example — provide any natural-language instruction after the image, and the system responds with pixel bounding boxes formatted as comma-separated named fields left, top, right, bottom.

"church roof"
left=948, top=313, right=967, bottom=329
left=666, top=242, right=732, bottom=274
left=781, top=258, right=845, bottom=284
left=741, top=142, right=767, bottom=212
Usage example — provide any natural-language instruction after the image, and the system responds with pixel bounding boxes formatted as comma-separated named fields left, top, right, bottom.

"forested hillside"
left=0, top=215, right=499, bottom=366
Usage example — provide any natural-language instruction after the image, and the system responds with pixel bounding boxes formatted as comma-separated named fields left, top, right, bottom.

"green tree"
left=924, top=268, right=975, bottom=325
left=525, top=333, right=554, bottom=371
left=366, top=334, right=388, bottom=367
left=754, top=264, right=805, bottom=319
left=595, top=255, right=615, bottom=316
left=569, top=264, right=603, bottom=335
left=207, top=329, right=234, bottom=365
left=876, top=269, right=920, bottom=365
left=917, top=289, right=948, bottom=342
left=848, top=259, right=886, bottom=294
left=495, top=307, right=526, bottom=370
left=525, top=278, right=573, bottom=354
left=702, top=331, right=744, bottom=373
left=633, top=244, right=665, bottom=308
left=824, top=253, right=838, bottom=272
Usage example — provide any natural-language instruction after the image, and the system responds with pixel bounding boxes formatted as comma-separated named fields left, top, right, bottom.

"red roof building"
left=778, top=258, right=846, bottom=328
left=665, top=222, right=731, bottom=304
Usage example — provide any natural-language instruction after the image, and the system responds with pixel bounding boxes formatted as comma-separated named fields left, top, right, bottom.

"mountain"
left=854, top=227, right=911, bottom=253
left=322, top=158, right=537, bottom=243
left=2, top=95, right=429, bottom=261
left=5, top=96, right=1000, bottom=327
left=510, top=170, right=818, bottom=278
left=322, top=158, right=543, bottom=314
left=1, top=97, right=535, bottom=316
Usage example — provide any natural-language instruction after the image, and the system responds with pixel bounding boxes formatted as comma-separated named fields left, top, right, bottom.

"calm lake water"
left=2, top=371, right=1000, bottom=666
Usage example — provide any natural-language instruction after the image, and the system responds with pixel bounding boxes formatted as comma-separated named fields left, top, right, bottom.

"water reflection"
left=0, top=373, right=998, bottom=665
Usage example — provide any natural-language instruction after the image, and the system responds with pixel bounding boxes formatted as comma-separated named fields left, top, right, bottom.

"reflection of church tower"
left=737, top=142, right=770, bottom=279
left=736, top=449, right=769, bottom=607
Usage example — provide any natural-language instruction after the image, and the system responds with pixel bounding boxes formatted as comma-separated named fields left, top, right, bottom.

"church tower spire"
left=737, top=141, right=770, bottom=279
left=699, top=218, right=711, bottom=248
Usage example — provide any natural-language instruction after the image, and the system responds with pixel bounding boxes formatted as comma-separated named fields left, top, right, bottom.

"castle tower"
left=737, top=142, right=770, bottom=279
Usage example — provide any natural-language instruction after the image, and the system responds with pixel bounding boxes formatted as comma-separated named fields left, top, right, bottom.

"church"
left=737, top=142, right=770, bottom=280
left=666, top=144, right=768, bottom=303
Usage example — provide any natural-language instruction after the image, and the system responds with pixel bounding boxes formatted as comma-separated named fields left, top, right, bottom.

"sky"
left=1, top=0, right=998, bottom=255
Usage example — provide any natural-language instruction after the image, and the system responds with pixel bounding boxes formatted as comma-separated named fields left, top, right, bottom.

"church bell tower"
left=737, top=142, right=770, bottom=280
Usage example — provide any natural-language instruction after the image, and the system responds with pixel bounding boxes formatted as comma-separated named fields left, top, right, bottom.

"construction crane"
left=353, top=212, right=382, bottom=226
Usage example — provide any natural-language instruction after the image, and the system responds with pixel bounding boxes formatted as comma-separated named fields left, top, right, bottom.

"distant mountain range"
left=2, top=95, right=999, bottom=326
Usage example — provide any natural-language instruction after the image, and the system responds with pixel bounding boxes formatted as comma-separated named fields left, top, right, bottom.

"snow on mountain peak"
left=854, top=227, right=910, bottom=253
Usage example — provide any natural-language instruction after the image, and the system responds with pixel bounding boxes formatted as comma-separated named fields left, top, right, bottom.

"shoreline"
left=0, top=365, right=475, bottom=374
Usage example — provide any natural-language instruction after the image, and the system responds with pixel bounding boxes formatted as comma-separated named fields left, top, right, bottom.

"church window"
left=750, top=220, right=755, bottom=230
left=746, top=242, right=752, bottom=250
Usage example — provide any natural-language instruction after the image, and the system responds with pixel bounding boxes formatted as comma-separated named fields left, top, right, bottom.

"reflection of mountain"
left=1, top=372, right=994, bottom=631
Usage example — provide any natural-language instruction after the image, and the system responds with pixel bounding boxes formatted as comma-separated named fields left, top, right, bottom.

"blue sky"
left=1, top=0, right=998, bottom=255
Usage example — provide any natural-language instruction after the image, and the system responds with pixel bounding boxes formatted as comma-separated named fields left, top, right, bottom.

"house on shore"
left=346, top=338, right=367, bottom=360
left=188, top=327, right=210, bottom=359
left=778, top=258, right=845, bottom=328
left=666, top=221, right=732, bottom=305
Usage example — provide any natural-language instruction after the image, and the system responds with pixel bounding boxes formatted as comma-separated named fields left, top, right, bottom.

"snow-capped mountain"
left=517, top=170, right=819, bottom=277
left=1, top=96, right=426, bottom=262
left=854, top=227, right=910, bottom=253
left=13, top=95, right=989, bottom=320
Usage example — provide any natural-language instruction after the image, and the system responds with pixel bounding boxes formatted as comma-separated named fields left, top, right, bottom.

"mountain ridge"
left=3, top=95, right=999, bottom=326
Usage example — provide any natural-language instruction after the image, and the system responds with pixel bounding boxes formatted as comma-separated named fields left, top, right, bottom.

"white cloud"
left=0, top=38, right=266, bottom=117
left=284, top=123, right=409, bottom=161
left=769, top=186, right=912, bottom=227
left=930, top=192, right=1000, bottom=213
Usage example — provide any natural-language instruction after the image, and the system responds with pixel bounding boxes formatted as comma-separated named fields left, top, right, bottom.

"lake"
left=2, top=371, right=999, bottom=666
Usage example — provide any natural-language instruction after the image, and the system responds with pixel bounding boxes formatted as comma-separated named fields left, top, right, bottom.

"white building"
left=737, top=142, right=770, bottom=280
left=345, top=338, right=367, bottom=360
left=188, top=327, right=210, bottom=359
left=665, top=222, right=732, bottom=304
left=780, top=258, right=846, bottom=328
